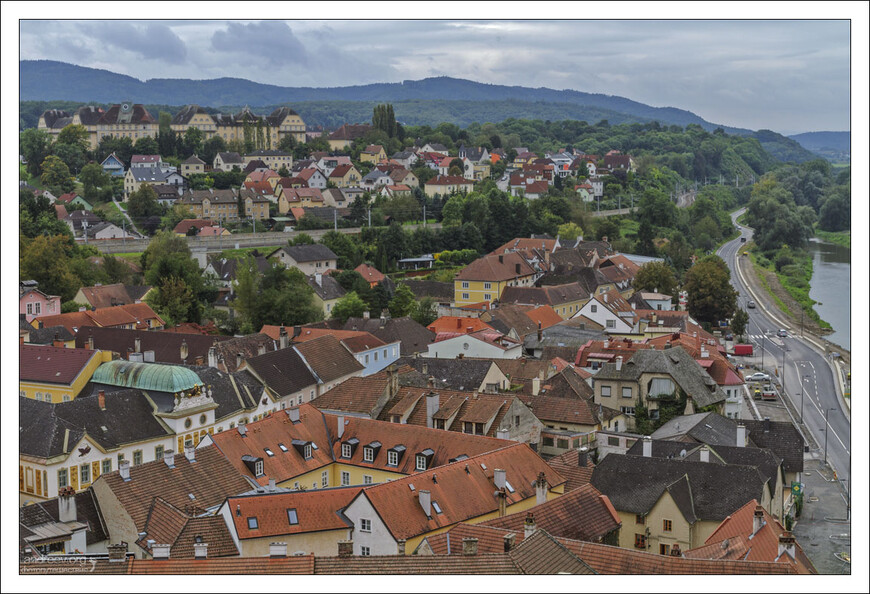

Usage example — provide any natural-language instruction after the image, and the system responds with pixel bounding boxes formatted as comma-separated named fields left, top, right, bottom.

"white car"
left=777, top=329, right=788, bottom=337
left=746, top=372, right=770, bottom=383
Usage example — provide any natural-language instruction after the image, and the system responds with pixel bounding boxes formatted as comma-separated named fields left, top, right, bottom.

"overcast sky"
left=17, top=19, right=853, bottom=134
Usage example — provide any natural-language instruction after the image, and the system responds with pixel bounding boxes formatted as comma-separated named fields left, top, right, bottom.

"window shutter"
left=93, top=461, right=101, bottom=480
left=70, top=465, right=79, bottom=490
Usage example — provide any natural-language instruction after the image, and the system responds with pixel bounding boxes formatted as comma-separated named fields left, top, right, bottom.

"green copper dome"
left=92, top=360, right=203, bottom=393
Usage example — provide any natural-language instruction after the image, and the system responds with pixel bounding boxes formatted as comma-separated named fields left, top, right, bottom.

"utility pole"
left=823, top=407, right=832, bottom=468
left=333, top=208, right=337, bottom=231
left=423, top=204, right=426, bottom=227
left=367, top=207, right=371, bottom=227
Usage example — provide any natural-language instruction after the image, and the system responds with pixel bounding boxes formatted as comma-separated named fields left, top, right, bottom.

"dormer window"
left=255, top=460, right=264, bottom=476
left=342, top=443, right=352, bottom=458
left=304, top=444, right=312, bottom=459
left=364, top=447, right=374, bottom=462
left=416, top=455, right=427, bottom=471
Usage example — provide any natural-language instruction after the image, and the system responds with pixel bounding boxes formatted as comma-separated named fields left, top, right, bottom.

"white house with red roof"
left=571, top=288, right=637, bottom=333
left=424, top=329, right=523, bottom=359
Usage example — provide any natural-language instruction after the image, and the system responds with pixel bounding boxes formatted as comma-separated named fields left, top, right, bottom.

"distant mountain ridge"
left=20, top=59, right=746, bottom=132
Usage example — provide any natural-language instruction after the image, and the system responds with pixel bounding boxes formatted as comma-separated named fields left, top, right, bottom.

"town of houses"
left=19, top=101, right=817, bottom=577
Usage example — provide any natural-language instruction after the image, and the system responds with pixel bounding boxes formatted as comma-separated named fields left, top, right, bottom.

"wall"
left=90, top=477, right=141, bottom=556
left=239, top=528, right=351, bottom=557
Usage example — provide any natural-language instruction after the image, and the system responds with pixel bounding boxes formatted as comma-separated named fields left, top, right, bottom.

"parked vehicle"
left=725, top=333, right=734, bottom=341
left=746, top=372, right=771, bottom=382
left=733, top=344, right=754, bottom=356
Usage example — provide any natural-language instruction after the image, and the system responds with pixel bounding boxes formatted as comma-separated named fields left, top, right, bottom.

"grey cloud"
left=211, top=21, right=307, bottom=66
left=83, top=22, right=187, bottom=62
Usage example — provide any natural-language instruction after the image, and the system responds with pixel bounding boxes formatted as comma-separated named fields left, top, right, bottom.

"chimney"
left=642, top=436, right=653, bottom=458
left=337, top=415, right=345, bottom=439
left=427, top=376, right=436, bottom=388
left=498, top=487, right=507, bottom=517
left=315, top=272, right=322, bottom=287
left=151, top=544, right=171, bottom=560
left=87, top=336, right=94, bottom=350
left=532, top=376, right=541, bottom=396
left=79, top=306, right=87, bottom=312
left=496, top=428, right=510, bottom=440
left=288, top=408, right=300, bottom=423
left=615, top=356, right=623, bottom=371
left=279, top=326, right=288, bottom=349
left=208, top=346, right=218, bottom=368
left=578, top=446, right=589, bottom=467
left=236, top=352, right=243, bottom=369
left=388, top=364, right=399, bottom=397
left=524, top=512, right=537, bottom=539
left=397, top=539, right=406, bottom=555
left=135, top=337, right=141, bottom=353
left=53, top=333, right=64, bottom=348
left=753, top=506, right=765, bottom=535
left=603, top=293, right=608, bottom=303
left=699, top=445, right=710, bottom=463
left=119, top=460, right=131, bottom=481
left=737, top=424, right=747, bottom=448
left=58, top=487, right=77, bottom=523
left=456, top=318, right=462, bottom=329
left=777, top=532, right=796, bottom=560
left=537, top=321, right=542, bottom=341
left=107, top=542, right=128, bottom=563
left=163, top=449, right=175, bottom=468
left=268, top=477, right=276, bottom=491
left=498, top=254, right=504, bottom=264
left=462, top=538, right=478, bottom=556
left=422, top=362, right=428, bottom=375
left=503, top=533, right=516, bottom=552
left=494, top=468, right=506, bottom=490
left=418, top=490, right=432, bottom=518
left=98, top=390, right=106, bottom=411
left=764, top=417, right=771, bottom=432
left=258, top=343, right=266, bottom=356
left=238, top=424, right=247, bottom=436
left=425, top=392, right=440, bottom=429
left=269, top=542, right=287, bottom=558
left=535, top=472, right=548, bottom=505
left=184, top=443, right=196, bottom=462
left=700, top=347, right=709, bottom=359
left=338, top=540, right=354, bottom=558
left=180, top=340, right=189, bottom=361
left=193, top=542, right=208, bottom=559
left=604, top=338, right=610, bottom=349
left=363, top=310, right=370, bottom=319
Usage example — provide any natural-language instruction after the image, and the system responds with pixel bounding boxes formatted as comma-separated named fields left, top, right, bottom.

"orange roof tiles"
left=355, top=263, right=385, bottom=284
left=524, top=305, right=563, bottom=330
left=226, top=487, right=360, bottom=539
left=354, top=443, right=565, bottom=541
left=312, top=376, right=390, bottom=415
left=427, top=316, right=493, bottom=334
left=547, top=449, right=596, bottom=492
left=456, top=252, right=536, bottom=282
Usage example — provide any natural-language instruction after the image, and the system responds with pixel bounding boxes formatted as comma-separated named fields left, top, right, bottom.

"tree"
left=289, top=232, right=315, bottom=246
left=19, top=235, right=82, bottom=301
left=201, top=136, right=227, bottom=166
left=55, top=124, right=90, bottom=152
left=633, top=261, right=678, bottom=297
left=277, top=165, right=290, bottom=178
left=79, top=163, right=112, bottom=202
left=411, top=296, right=438, bottom=327
left=52, top=142, right=88, bottom=176
left=40, top=155, right=76, bottom=193
left=127, top=184, right=163, bottom=223
left=331, top=291, right=368, bottom=323
left=388, top=283, right=417, bottom=318
left=682, top=255, right=738, bottom=326
left=181, top=127, right=204, bottom=159
left=20, top=128, right=53, bottom=177
left=731, top=308, right=749, bottom=339
left=231, top=255, right=261, bottom=331
left=372, top=103, right=398, bottom=137
left=557, top=221, right=583, bottom=241
left=157, top=112, right=177, bottom=157
left=320, top=230, right=360, bottom=269
left=19, top=189, right=73, bottom=238
left=133, top=135, right=160, bottom=156
left=277, top=135, right=297, bottom=153
left=148, top=276, right=197, bottom=326
left=102, top=255, right=134, bottom=284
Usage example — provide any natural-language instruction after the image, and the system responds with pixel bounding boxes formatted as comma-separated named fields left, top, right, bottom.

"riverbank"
left=814, top=229, right=850, bottom=248
left=747, top=246, right=831, bottom=332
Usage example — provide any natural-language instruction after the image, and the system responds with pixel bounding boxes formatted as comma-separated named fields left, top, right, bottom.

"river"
left=807, top=238, right=851, bottom=350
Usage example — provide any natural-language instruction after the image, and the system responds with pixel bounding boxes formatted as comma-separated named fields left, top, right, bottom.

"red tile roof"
left=546, top=449, right=596, bottom=492
left=353, top=443, right=565, bottom=541
left=517, top=393, right=598, bottom=426
left=243, top=180, right=275, bottom=196
left=455, top=252, right=536, bottom=282
left=137, top=498, right=239, bottom=558
left=524, top=306, right=563, bottom=330
left=226, top=487, right=359, bottom=539
left=19, top=344, right=98, bottom=386
left=355, top=263, right=385, bottom=284
left=37, top=303, right=164, bottom=333
left=328, top=164, right=355, bottom=178
left=282, top=188, right=323, bottom=203
left=173, top=219, right=214, bottom=234
left=427, top=316, right=493, bottom=335
left=310, top=376, right=390, bottom=415
left=425, top=174, right=474, bottom=186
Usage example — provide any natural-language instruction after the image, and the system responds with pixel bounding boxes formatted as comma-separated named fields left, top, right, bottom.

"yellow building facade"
left=19, top=350, right=112, bottom=403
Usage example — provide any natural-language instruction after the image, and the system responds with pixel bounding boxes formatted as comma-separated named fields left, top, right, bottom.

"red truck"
left=733, top=344, right=754, bottom=356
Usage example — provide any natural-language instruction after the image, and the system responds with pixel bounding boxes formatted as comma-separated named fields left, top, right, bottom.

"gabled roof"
left=402, top=280, right=454, bottom=301
left=425, top=174, right=474, bottom=186
left=427, top=316, right=493, bottom=335
left=173, top=219, right=214, bottom=234
left=19, top=488, right=108, bottom=547
left=292, top=334, right=365, bottom=383
left=74, top=326, right=231, bottom=364
left=342, top=317, right=436, bottom=356
left=306, top=274, right=346, bottom=301
left=216, top=152, right=243, bottom=164
left=396, top=357, right=496, bottom=392
left=37, top=302, right=164, bottom=333
left=211, top=333, right=279, bottom=373
left=328, top=123, right=372, bottom=141
left=19, top=344, right=98, bottom=386
left=482, top=304, right=562, bottom=338
left=225, top=487, right=359, bottom=539
left=245, top=344, right=318, bottom=397
left=310, top=375, right=390, bottom=416
left=546, top=449, right=596, bottom=492
left=137, top=498, right=238, bottom=558
left=352, top=443, right=564, bottom=541
left=355, top=263, right=385, bottom=284
left=517, top=393, right=598, bottom=426
left=456, top=252, right=536, bottom=282
left=482, top=483, right=620, bottom=543
left=271, top=243, right=337, bottom=263
left=94, top=444, right=251, bottom=531
left=507, top=529, right=596, bottom=574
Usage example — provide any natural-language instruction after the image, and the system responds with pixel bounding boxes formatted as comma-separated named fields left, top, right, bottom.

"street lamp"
left=821, top=407, right=836, bottom=468
left=800, top=374, right=811, bottom=425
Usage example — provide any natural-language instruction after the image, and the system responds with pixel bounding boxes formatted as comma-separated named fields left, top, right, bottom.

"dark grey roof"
left=212, top=333, right=279, bottom=373
left=307, top=274, right=346, bottom=301
left=665, top=474, right=697, bottom=524
left=182, top=365, right=264, bottom=422
left=279, top=244, right=338, bottom=263
left=74, top=327, right=231, bottom=365
left=245, top=347, right=317, bottom=397
left=21, top=489, right=109, bottom=546
left=217, top=152, right=243, bottom=163
left=592, top=454, right=769, bottom=522
left=19, top=391, right=174, bottom=459
left=396, top=357, right=495, bottom=392
left=743, top=420, right=805, bottom=474
left=171, top=104, right=211, bottom=126
left=523, top=323, right=605, bottom=361
left=343, top=317, right=435, bottom=356
left=26, top=325, right=75, bottom=345
left=206, top=253, right=273, bottom=282
left=594, top=348, right=726, bottom=408
left=652, top=412, right=739, bottom=446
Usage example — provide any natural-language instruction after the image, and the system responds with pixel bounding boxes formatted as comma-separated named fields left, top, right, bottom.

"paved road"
left=718, top=210, right=851, bottom=500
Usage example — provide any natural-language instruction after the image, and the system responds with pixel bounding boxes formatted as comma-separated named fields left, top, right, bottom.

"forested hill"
left=788, top=131, right=850, bottom=162
left=21, top=60, right=738, bottom=132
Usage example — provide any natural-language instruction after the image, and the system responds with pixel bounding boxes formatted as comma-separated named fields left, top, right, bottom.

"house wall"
left=20, top=350, right=110, bottom=402
left=572, top=298, right=632, bottom=332
left=20, top=291, right=61, bottom=321
left=354, top=342, right=401, bottom=377
left=238, top=528, right=351, bottom=557
left=423, top=336, right=522, bottom=360
left=90, top=476, right=142, bottom=555
left=453, top=275, right=536, bottom=307
left=502, top=399, right=543, bottom=445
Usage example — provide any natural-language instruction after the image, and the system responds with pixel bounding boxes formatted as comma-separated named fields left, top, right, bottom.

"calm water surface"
left=807, top=238, right=850, bottom=350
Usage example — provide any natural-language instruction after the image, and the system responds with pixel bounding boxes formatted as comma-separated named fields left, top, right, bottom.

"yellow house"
left=266, top=107, right=307, bottom=144
left=454, top=252, right=538, bottom=306
left=94, top=103, right=159, bottom=145
left=424, top=175, right=475, bottom=198
left=360, top=144, right=387, bottom=164
left=244, top=150, right=293, bottom=171
left=170, top=105, right=218, bottom=138
left=19, top=345, right=111, bottom=403
left=327, top=124, right=373, bottom=151
left=328, top=164, right=362, bottom=188
left=181, top=155, right=206, bottom=176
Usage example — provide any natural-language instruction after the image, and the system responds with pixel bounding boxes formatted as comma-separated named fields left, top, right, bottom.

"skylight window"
left=287, top=508, right=298, bottom=525
left=409, top=483, right=415, bottom=491
left=432, top=501, right=443, bottom=514
left=278, top=443, right=288, bottom=452
left=505, top=480, right=515, bottom=493
left=264, top=448, right=275, bottom=457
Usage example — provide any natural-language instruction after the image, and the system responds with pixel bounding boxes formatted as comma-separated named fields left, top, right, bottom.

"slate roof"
left=19, top=344, right=99, bottom=386
left=594, top=347, right=726, bottom=408
left=24, top=325, right=75, bottom=345
left=396, top=357, right=495, bottom=392
left=20, top=488, right=108, bottom=546
left=342, top=317, right=436, bottom=356
left=517, top=393, right=598, bottom=426
left=212, top=333, right=279, bottom=373
left=74, top=327, right=232, bottom=364
left=310, top=375, right=390, bottom=416
left=328, top=123, right=372, bottom=141
left=402, top=280, right=454, bottom=301
left=96, top=444, right=252, bottom=532
left=591, top=454, right=770, bottom=522
left=182, top=365, right=264, bottom=422
left=177, top=188, right=238, bottom=206
left=245, top=345, right=318, bottom=397
left=97, top=104, right=155, bottom=125
left=19, top=391, right=173, bottom=459
left=306, top=274, right=346, bottom=301
left=742, top=420, right=805, bottom=474
left=275, top=243, right=337, bottom=263
left=507, top=529, right=596, bottom=574
left=216, top=152, right=244, bottom=164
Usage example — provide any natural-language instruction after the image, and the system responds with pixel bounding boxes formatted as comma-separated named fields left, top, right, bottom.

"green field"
left=814, top=229, right=850, bottom=249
